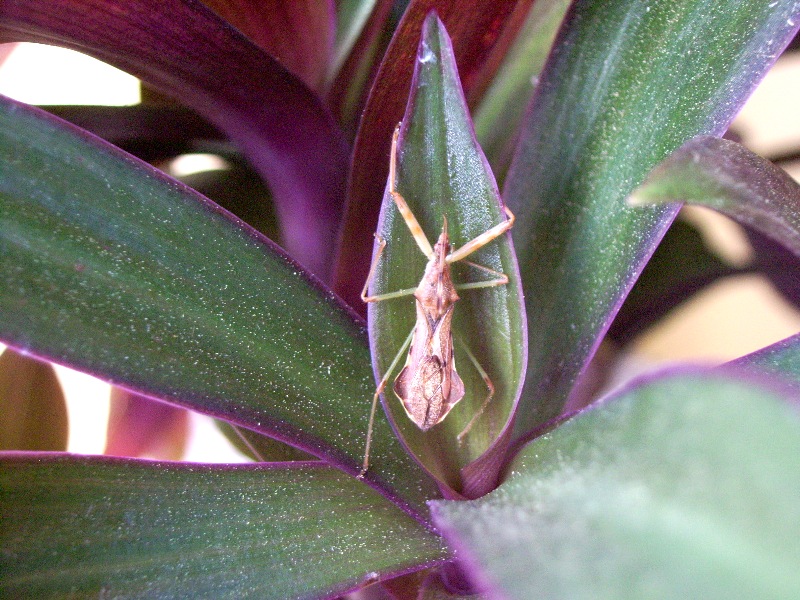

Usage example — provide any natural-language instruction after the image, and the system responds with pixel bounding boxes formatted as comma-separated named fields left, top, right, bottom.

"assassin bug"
left=359, top=124, right=514, bottom=476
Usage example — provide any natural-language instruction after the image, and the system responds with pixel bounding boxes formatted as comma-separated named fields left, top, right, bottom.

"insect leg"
left=361, top=234, right=419, bottom=302
left=453, top=337, right=495, bottom=444
left=389, top=124, right=434, bottom=259
left=446, top=206, right=515, bottom=264
left=359, top=328, right=415, bottom=477
left=454, top=259, right=509, bottom=290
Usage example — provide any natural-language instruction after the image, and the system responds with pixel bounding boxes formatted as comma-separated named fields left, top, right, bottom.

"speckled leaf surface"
left=0, top=95, right=439, bottom=517
left=367, top=14, right=526, bottom=498
left=431, top=370, right=800, bottom=600
left=503, top=0, right=800, bottom=439
left=0, top=454, right=448, bottom=599
left=630, top=136, right=800, bottom=255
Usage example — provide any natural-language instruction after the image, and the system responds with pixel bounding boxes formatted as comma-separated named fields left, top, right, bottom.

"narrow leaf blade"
left=432, top=370, right=800, bottom=599
left=0, top=454, right=448, bottom=598
left=504, top=0, right=800, bottom=437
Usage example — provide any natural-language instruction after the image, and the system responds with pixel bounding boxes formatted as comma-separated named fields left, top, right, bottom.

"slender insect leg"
left=454, top=337, right=495, bottom=444
left=388, top=124, right=434, bottom=259
left=359, top=328, right=415, bottom=477
left=454, top=259, right=509, bottom=291
left=361, top=234, right=419, bottom=302
left=446, top=206, right=515, bottom=264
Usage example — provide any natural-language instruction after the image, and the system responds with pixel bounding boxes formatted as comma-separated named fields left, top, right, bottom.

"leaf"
left=331, top=0, right=381, bottom=85
left=367, top=13, right=526, bottom=498
left=0, top=349, right=67, bottom=451
left=1, top=0, right=349, bottom=278
left=729, top=332, right=800, bottom=394
left=473, top=0, right=571, bottom=181
left=200, top=0, right=335, bottom=93
left=629, top=136, right=800, bottom=255
left=334, top=0, right=540, bottom=310
left=431, top=369, right=800, bottom=600
left=0, top=454, right=448, bottom=598
left=0, top=95, right=439, bottom=517
left=503, top=0, right=800, bottom=438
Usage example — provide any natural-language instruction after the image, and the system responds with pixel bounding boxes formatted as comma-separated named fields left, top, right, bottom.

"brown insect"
left=359, top=124, right=514, bottom=476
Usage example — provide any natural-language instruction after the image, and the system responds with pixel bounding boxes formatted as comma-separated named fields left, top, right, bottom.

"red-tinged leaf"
left=333, top=0, right=538, bottom=310
left=0, top=349, right=68, bottom=451
left=105, top=389, right=189, bottom=460
left=201, top=0, right=335, bottom=94
left=0, top=0, right=349, bottom=278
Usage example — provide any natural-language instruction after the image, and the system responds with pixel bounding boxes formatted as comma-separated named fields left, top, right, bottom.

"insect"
left=359, top=123, right=514, bottom=476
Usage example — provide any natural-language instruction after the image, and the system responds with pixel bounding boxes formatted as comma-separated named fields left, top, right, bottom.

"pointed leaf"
left=368, top=14, right=526, bottom=498
left=432, top=369, right=800, bottom=599
left=504, top=0, right=800, bottom=438
left=730, top=332, right=800, bottom=393
left=0, top=454, right=448, bottom=598
left=0, top=349, right=67, bottom=451
left=630, top=136, right=800, bottom=255
left=0, top=95, right=439, bottom=517
left=334, top=0, right=540, bottom=309
left=1, top=0, right=349, bottom=277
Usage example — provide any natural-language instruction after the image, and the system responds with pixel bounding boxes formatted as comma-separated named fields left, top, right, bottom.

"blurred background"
left=0, top=35, right=798, bottom=460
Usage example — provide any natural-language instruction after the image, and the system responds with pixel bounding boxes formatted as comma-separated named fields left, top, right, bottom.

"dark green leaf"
left=368, top=14, right=526, bottom=498
left=0, top=454, right=448, bottom=598
left=629, top=136, right=800, bottom=255
left=0, top=349, right=67, bottom=451
left=0, top=95, right=438, bottom=516
left=503, top=0, right=800, bottom=437
left=432, top=370, right=800, bottom=599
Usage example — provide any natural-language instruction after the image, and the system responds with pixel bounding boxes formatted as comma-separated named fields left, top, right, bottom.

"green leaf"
left=629, top=136, right=800, bottom=255
left=473, top=0, right=571, bottom=181
left=368, top=14, right=526, bottom=498
left=0, top=95, right=439, bottom=515
left=0, top=455, right=448, bottom=598
left=503, top=0, right=800, bottom=437
left=0, top=349, right=68, bottom=451
left=331, top=0, right=380, bottom=84
left=431, top=370, right=800, bottom=599
left=730, top=333, right=800, bottom=394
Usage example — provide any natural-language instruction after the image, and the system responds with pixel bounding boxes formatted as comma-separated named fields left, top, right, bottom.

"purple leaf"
left=0, top=0, right=349, bottom=278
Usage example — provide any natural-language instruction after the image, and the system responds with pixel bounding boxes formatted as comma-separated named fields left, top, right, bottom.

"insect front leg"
left=359, top=329, right=415, bottom=477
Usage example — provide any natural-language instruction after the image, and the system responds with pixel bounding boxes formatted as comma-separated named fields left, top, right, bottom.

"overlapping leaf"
left=1, top=455, right=448, bottom=598
left=432, top=370, right=800, bottom=599
left=0, top=95, right=438, bottom=517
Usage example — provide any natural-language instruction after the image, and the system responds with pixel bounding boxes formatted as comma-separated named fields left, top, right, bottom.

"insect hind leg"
left=359, top=328, right=415, bottom=477
left=454, top=336, right=496, bottom=444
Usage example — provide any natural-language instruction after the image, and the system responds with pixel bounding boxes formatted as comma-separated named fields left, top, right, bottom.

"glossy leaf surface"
left=503, top=0, right=800, bottom=438
left=630, top=136, right=800, bottom=255
left=0, top=95, right=438, bottom=516
left=432, top=370, right=800, bottom=599
left=0, top=454, right=448, bottom=598
left=0, top=349, right=67, bottom=451
left=368, top=14, right=526, bottom=498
